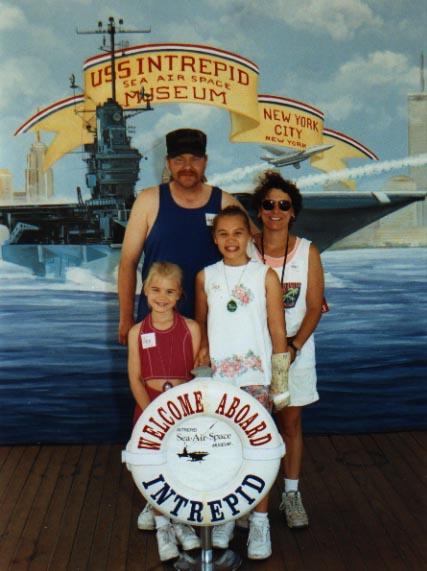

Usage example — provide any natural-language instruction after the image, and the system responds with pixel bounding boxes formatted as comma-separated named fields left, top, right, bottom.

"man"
left=118, top=128, right=246, bottom=345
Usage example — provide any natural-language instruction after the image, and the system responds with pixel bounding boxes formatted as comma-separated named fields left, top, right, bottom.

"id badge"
left=141, top=332, right=156, bottom=349
left=205, top=212, right=216, bottom=226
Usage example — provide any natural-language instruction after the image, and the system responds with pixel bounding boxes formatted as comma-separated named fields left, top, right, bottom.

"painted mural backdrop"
left=1, top=3, right=426, bottom=444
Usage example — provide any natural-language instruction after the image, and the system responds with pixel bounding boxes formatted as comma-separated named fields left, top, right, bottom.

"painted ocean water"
left=1, top=247, right=426, bottom=444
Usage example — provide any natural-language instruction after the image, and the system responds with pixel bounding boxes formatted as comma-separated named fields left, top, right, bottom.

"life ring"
left=122, top=378, right=285, bottom=526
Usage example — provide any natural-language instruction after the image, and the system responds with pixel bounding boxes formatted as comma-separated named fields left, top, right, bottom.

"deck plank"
left=0, top=447, right=15, bottom=472
left=106, top=459, right=137, bottom=571
left=371, top=433, right=426, bottom=525
left=0, top=446, right=40, bottom=544
left=27, top=446, right=83, bottom=571
left=67, top=445, right=111, bottom=571
left=47, top=445, right=97, bottom=570
left=332, top=434, right=424, bottom=569
left=1, top=432, right=425, bottom=571
left=1, top=446, right=58, bottom=571
left=308, top=435, right=389, bottom=569
left=8, top=446, right=67, bottom=571
left=87, top=445, right=128, bottom=570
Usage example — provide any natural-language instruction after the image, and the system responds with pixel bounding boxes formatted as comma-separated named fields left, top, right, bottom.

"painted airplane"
left=177, top=446, right=209, bottom=462
left=260, top=143, right=334, bottom=169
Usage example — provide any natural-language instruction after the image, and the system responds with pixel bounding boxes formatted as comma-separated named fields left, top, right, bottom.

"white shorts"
left=288, top=365, right=319, bottom=407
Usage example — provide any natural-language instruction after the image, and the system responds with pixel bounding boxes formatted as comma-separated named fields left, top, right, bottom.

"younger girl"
left=127, top=261, right=201, bottom=563
left=195, top=205, right=289, bottom=560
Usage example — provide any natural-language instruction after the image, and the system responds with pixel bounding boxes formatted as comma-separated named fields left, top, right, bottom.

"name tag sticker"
left=205, top=213, right=215, bottom=226
left=141, top=332, right=156, bottom=349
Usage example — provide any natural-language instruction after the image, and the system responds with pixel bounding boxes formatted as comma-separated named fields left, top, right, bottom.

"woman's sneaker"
left=174, top=523, right=201, bottom=550
left=279, top=491, right=309, bottom=528
left=156, top=523, right=179, bottom=562
left=247, top=515, right=272, bottom=560
left=212, top=521, right=235, bottom=549
left=137, top=503, right=155, bottom=530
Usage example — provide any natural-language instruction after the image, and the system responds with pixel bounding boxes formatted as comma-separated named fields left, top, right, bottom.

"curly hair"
left=252, top=170, right=303, bottom=220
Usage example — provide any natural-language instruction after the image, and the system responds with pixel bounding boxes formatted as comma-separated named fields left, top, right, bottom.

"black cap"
left=166, top=129, right=207, bottom=158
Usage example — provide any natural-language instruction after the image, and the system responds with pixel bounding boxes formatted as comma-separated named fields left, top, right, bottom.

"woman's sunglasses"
left=261, top=199, right=292, bottom=212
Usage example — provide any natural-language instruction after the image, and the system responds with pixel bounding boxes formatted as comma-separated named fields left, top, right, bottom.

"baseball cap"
left=166, top=128, right=207, bottom=157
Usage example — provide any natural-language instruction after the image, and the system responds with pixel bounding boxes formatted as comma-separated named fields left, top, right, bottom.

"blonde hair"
left=143, top=261, right=184, bottom=295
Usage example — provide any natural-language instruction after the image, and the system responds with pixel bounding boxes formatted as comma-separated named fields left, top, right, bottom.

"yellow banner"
left=15, top=95, right=96, bottom=170
left=15, top=44, right=378, bottom=183
left=311, top=128, right=379, bottom=189
left=233, top=95, right=324, bottom=149
left=83, top=43, right=260, bottom=139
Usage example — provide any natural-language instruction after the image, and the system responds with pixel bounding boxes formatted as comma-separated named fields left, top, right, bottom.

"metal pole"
left=109, top=18, right=116, bottom=102
left=200, top=527, right=213, bottom=571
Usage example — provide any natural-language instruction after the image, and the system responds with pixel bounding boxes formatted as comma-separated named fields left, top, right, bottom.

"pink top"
left=138, top=311, right=194, bottom=382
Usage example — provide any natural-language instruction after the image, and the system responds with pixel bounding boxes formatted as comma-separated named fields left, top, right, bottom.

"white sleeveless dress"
left=204, top=259, right=272, bottom=388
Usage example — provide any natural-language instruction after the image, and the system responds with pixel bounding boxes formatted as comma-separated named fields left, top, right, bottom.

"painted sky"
left=0, top=0, right=426, bottom=200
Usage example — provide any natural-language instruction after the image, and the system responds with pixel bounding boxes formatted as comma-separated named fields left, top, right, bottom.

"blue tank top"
left=137, top=183, right=222, bottom=319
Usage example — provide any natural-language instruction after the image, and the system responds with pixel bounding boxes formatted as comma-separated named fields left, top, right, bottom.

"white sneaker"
left=137, top=503, right=155, bottom=530
left=247, top=515, right=272, bottom=560
left=212, top=521, right=235, bottom=549
left=279, top=491, right=309, bottom=528
left=174, top=523, right=201, bottom=550
left=156, top=523, right=179, bottom=562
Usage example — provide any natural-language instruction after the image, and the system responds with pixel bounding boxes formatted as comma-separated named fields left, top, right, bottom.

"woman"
left=251, top=171, right=324, bottom=529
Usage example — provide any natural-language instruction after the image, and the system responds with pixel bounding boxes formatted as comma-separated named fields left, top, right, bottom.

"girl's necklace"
left=223, top=261, right=249, bottom=312
left=260, top=233, right=289, bottom=286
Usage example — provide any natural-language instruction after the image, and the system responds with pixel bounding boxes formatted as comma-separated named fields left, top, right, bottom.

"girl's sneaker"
left=247, top=515, right=272, bottom=560
left=156, top=523, right=179, bottom=562
left=137, top=503, right=155, bottom=530
left=174, top=523, right=201, bottom=550
left=212, top=521, right=235, bottom=549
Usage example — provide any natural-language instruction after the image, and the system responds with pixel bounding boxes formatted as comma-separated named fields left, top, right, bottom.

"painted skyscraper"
left=25, top=132, right=54, bottom=202
left=408, top=53, right=427, bottom=225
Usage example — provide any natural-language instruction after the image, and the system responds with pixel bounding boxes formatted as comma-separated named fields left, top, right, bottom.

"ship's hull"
left=1, top=190, right=425, bottom=278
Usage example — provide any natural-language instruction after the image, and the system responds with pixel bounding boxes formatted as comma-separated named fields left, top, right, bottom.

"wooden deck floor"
left=1, top=432, right=426, bottom=571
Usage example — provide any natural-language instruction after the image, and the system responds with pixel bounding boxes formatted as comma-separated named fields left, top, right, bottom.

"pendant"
left=162, top=381, right=173, bottom=392
left=227, top=299, right=237, bottom=312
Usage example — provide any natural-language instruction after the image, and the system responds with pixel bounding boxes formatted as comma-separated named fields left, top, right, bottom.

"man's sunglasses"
left=261, top=199, right=292, bottom=212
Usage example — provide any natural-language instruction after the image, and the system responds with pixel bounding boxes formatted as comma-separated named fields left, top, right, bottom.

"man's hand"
left=118, top=317, right=135, bottom=345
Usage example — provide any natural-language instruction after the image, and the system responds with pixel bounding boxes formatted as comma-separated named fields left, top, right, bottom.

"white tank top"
left=251, top=237, right=316, bottom=369
left=204, top=259, right=272, bottom=387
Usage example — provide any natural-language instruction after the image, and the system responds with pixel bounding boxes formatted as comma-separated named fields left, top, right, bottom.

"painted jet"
left=260, top=143, right=334, bottom=169
left=177, top=446, right=209, bottom=462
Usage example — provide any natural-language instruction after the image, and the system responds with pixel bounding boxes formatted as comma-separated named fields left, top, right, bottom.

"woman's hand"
left=289, top=345, right=297, bottom=363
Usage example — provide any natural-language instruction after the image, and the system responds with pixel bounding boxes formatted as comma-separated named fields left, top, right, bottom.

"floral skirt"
left=241, top=384, right=272, bottom=412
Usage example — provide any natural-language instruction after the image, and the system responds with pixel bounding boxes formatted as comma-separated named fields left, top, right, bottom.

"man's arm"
left=118, top=187, right=158, bottom=345
left=194, top=270, right=210, bottom=367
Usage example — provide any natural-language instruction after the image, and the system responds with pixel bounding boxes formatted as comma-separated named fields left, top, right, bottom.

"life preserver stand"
left=122, top=378, right=285, bottom=570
